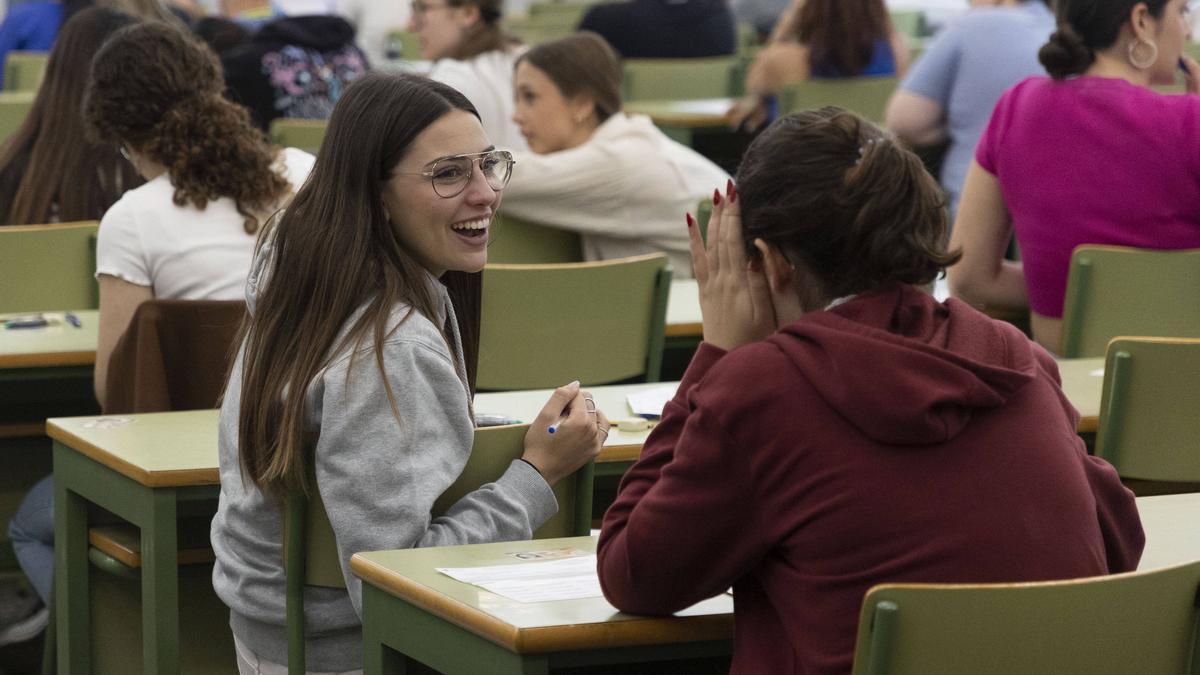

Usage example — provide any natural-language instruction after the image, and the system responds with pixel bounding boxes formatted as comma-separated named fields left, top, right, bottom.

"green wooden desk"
left=0, top=310, right=98, bottom=567
left=1056, top=357, right=1104, bottom=434
left=351, top=536, right=733, bottom=674
left=1136, top=493, right=1200, bottom=571
left=623, top=98, right=732, bottom=147
left=48, top=409, right=219, bottom=674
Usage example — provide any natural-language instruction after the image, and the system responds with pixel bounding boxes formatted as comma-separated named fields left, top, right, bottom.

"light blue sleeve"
left=899, top=21, right=964, bottom=108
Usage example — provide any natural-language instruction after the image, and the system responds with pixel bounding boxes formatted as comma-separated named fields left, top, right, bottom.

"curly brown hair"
left=84, top=22, right=291, bottom=233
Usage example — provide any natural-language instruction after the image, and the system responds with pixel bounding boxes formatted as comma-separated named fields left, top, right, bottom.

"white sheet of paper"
left=437, top=554, right=603, bottom=603
left=1091, top=368, right=1105, bottom=377
left=626, top=385, right=677, bottom=419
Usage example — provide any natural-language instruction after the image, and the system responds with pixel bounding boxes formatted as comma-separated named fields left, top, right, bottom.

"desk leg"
left=54, top=468, right=91, bottom=675
left=141, top=488, right=179, bottom=674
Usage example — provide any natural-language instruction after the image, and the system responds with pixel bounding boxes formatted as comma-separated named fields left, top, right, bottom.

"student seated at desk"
left=210, top=72, right=607, bottom=673
left=730, top=0, right=909, bottom=129
left=597, top=108, right=1144, bottom=675
left=82, top=22, right=314, bottom=408
left=503, top=33, right=730, bottom=277
left=0, top=7, right=142, bottom=225
left=948, top=0, right=1200, bottom=355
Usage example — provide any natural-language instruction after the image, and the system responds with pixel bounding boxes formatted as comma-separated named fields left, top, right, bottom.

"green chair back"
left=695, top=198, right=712, bottom=243
left=0, top=221, right=99, bottom=313
left=851, top=560, right=1200, bottom=675
left=3, top=51, right=48, bottom=92
left=0, top=90, right=35, bottom=146
left=1060, top=246, right=1200, bottom=358
left=1095, top=337, right=1200, bottom=484
left=527, top=1, right=589, bottom=25
left=477, top=254, right=672, bottom=390
left=284, top=425, right=593, bottom=673
left=268, top=117, right=327, bottom=155
left=488, top=212, right=583, bottom=264
left=888, top=10, right=926, bottom=40
left=622, top=56, right=744, bottom=101
left=385, top=29, right=424, bottom=61
left=433, top=423, right=593, bottom=537
left=780, top=76, right=899, bottom=124
left=503, top=15, right=577, bottom=46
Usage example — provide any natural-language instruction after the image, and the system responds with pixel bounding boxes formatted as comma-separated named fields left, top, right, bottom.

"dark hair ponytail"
left=1040, top=0, right=1171, bottom=79
left=736, top=107, right=959, bottom=300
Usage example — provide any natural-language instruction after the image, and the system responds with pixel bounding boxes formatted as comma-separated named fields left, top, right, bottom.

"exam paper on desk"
left=626, top=385, right=677, bottom=419
left=437, top=554, right=603, bottom=603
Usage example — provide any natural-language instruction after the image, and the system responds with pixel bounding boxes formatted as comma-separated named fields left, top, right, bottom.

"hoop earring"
left=1128, top=38, right=1158, bottom=70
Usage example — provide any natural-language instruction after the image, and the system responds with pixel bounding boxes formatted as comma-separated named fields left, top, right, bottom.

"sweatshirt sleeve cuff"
left=498, top=459, right=559, bottom=531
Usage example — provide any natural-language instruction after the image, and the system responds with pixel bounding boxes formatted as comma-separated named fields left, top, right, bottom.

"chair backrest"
left=527, top=1, right=589, bottom=24
left=268, top=117, right=327, bottom=155
left=476, top=254, right=672, bottom=390
left=284, top=423, right=594, bottom=673
left=851, top=560, right=1200, bottom=675
left=780, top=76, right=898, bottom=124
left=103, top=299, right=246, bottom=414
left=0, top=221, right=99, bottom=313
left=385, top=29, right=424, bottom=61
left=888, top=10, right=926, bottom=40
left=488, top=212, right=583, bottom=264
left=0, top=90, right=36, bottom=147
left=3, top=51, right=49, bottom=92
left=1060, top=246, right=1200, bottom=358
left=622, top=56, right=744, bottom=101
left=502, top=15, right=577, bottom=46
left=1095, top=337, right=1200, bottom=483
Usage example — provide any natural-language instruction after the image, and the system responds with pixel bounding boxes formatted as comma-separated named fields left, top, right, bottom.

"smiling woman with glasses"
left=407, top=0, right=528, bottom=151
left=210, top=71, right=606, bottom=674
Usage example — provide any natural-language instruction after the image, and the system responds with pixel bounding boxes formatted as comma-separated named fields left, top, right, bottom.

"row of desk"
left=1, top=288, right=1110, bottom=673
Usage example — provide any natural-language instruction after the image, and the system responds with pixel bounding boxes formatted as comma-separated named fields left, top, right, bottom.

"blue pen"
left=65, top=312, right=81, bottom=328
left=547, top=414, right=567, bottom=434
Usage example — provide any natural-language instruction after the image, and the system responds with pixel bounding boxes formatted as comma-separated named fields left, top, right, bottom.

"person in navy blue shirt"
left=577, top=0, right=735, bottom=58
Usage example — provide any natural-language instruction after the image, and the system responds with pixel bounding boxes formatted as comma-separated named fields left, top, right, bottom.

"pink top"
left=976, top=76, right=1200, bottom=318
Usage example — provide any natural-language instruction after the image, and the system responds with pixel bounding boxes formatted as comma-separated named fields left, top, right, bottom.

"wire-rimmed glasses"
left=403, top=150, right=516, bottom=198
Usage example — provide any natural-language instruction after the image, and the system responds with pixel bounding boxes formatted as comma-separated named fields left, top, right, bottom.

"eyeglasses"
left=400, top=150, right=515, bottom=198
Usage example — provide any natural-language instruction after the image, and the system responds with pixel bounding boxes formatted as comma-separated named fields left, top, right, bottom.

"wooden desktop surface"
left=666, top=279, right=701, bottom=338
left=623, top=99, right=733, bottom=129
left=46, top=409, right=219, bottom=488
left=1056, top=357, right=1104, bottom=434
left=351, top=536, right=733, bottom=654
left=0, top=309, right=97, bottom=368
left=1136, top=492, right=1200, bottom=571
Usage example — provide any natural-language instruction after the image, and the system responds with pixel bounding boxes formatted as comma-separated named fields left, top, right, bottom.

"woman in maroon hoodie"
left=596, top=107, right=1144, bottom=675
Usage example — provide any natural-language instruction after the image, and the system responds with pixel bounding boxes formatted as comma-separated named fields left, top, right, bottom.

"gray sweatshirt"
left=210, top=243, right=557, bottom=670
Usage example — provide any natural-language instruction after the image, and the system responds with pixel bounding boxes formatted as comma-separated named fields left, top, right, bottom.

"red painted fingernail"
left=726, top=178, right=733, bottom=196
left=713, top=189, right=721, bottom=206
left=686, top=213, right=695, bottom=229
left=729, top=182, right=738, bottom=203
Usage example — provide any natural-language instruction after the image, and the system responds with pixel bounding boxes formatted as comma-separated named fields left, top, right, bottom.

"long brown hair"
left=236, top=72, right=483, bottom=498
left=0, top=7, right=142, bottom=225
left=737, top=107, right=959, bottom=300
left=83, top=22, right=290, bottom=234
left=797, top=0, right=891, bottom=76
left=516, top=32, right=622, bottom=123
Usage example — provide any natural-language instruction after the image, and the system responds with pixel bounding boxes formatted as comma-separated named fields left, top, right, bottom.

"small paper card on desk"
left=437, top=553, right=602, bottom=603
left=626, top=385, right=678, bottom=419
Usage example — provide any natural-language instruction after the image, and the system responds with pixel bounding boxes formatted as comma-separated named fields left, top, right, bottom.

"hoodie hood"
left=254, top=15, right=357, bottom=51
left=771, top=284, right=1039, bottom=446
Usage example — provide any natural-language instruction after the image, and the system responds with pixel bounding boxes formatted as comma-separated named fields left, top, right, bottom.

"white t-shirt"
left=427, top=48, right=528, bottom=152
left=501, top=113, right=731, bottom=278
left=95, top=147, right=315, bottom=300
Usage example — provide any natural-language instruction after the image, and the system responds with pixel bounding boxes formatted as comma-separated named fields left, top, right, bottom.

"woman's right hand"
left=522, top=381, right=608, bottom=486
left=729, top=96, right=769, bottom=132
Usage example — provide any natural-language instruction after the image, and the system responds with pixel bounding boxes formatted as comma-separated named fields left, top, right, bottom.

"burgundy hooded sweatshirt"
left=597, top=283, right=1144, bottom=675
